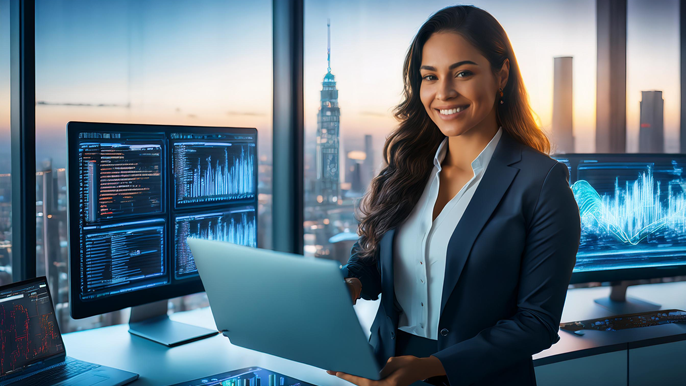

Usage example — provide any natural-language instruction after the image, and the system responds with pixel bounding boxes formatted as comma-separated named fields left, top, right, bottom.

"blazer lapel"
left=379, top=228, right=396, bottom=318
left=439, top=130, right=523, bottom=318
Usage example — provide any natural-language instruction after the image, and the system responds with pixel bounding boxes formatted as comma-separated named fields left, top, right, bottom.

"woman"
left=326, top=5, right=581, bottom=386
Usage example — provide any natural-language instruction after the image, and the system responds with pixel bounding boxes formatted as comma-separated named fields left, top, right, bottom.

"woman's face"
left=419, top=31, right=507, bottom=137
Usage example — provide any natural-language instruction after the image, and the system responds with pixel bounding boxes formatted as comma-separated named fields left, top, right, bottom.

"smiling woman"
left=341, top=5, right=580, bottom=386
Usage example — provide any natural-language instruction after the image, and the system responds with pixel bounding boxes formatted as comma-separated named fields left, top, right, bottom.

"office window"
left=626, top=0, right=680, bottom=153
left=0, top=0, right=11, bottom=286
left=35, top=0, right=273, bottom=332
left=303, top=0, right=596, bottom=262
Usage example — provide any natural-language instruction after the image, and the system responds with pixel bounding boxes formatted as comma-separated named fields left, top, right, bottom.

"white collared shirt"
left=393, top=127, right=503, bottom=340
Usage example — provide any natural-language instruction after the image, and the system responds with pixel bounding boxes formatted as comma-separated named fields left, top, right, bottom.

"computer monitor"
left=552, top=153, right=686, bottom=313
left=67, top=122, right=258, bottom=346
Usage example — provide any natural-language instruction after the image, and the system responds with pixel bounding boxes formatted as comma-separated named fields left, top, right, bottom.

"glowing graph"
left=173, top=142, right=256, bottom=206
left=174, top=208, right=257, bottom=278
left=572, top=161, right=686, bottom=272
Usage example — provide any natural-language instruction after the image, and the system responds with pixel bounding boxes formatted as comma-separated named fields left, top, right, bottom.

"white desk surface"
left=63, top=281, right=686, bottom=385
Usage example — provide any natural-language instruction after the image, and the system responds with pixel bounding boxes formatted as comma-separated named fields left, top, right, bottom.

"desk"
left=63, top=282, right=686, bottom=386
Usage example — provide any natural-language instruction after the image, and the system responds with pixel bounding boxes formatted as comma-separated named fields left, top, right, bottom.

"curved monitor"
left=552, top=153, right=686, bottom=284
left=67, top=122, right=258, bottom=319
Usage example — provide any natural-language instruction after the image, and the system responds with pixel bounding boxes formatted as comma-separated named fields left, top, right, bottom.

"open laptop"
left=0, top=277, right=138, bottom=386
left=187, top=238, right=382, bottom=380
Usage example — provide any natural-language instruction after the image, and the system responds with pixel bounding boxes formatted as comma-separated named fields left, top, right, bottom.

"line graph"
left=173, top=142, right=256, bottom=206
left=572, top=161, right=686, bottom=272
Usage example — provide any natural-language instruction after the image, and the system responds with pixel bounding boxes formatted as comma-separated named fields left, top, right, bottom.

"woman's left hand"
left=326, top=355, right=441, bottom=386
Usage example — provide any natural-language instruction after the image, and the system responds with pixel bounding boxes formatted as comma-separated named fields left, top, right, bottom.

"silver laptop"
left=0, top=277, right=138, bottom=386
left=187, top=238, right=382, bottom=380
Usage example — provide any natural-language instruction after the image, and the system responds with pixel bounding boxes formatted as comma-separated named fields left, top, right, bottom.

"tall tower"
left=552, top=57, right=574, bottom=153
left=638, top=90, right=664, bottom=153
left=315, top=20, right=341, bottom=204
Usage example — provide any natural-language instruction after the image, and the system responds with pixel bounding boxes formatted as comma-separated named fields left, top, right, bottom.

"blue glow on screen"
left=553, top=156, right=686, bottom=273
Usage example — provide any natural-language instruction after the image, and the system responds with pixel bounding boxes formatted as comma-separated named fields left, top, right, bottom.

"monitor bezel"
left=67, top=121, right=259, bottom=319
left=552, top=152, right=686, bottom=284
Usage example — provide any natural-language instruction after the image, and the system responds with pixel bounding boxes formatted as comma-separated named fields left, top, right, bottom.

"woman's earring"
left=499, top=88, right=504, bottom=105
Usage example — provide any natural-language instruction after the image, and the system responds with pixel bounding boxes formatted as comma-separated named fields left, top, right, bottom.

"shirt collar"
left=433, top=126, right=503, bottom=174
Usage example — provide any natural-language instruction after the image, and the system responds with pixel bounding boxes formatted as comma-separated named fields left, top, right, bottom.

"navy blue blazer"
left=341, top=129, right=581, bottom=386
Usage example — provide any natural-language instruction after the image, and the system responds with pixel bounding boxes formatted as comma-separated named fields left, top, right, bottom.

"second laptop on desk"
left=0, top=277, right=138, bottom=386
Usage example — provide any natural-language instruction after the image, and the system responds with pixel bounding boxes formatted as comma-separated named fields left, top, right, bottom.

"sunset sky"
left=0, top=0, right=681, bottom=174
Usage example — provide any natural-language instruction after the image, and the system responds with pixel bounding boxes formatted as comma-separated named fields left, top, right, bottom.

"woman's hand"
left=345, top=277, right=363, bottom=305
left=326, top=355, right=445, bottom=386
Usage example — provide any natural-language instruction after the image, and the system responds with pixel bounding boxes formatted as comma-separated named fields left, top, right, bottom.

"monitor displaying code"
left=73, top=127, right=258, bottom=303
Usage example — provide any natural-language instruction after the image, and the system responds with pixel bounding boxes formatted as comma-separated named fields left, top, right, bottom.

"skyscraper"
left=638, top=90, right=664, bottom=153
left=552, top=57, right=574, bottom=153
left=315, top=20, right=341, bottom=204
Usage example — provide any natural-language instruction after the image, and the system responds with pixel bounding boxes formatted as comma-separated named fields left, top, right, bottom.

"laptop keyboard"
left=16, top=358, right=100, bottom=386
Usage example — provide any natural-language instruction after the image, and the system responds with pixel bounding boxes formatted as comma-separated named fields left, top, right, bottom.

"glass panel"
left=303, top=0, right=597, bottom=262
left=626, top=0, right=680, bottom=153
left=35, top=0, right=273, bottom=332
left=0, top=0, right=11, bottom=285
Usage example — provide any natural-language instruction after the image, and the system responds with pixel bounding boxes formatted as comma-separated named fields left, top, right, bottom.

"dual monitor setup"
left=62, top=122, right=686, bottom=344
left=3, top=122, right=686, bottom=385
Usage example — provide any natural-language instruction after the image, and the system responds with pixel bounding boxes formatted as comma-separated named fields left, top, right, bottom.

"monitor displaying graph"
left=174, top=207, right=257, bottom=279
left=173, top=141, right=255, bottom=207
left=552, top=154, right=686, bottom=274
left=69, top=123, right=258, bottom=313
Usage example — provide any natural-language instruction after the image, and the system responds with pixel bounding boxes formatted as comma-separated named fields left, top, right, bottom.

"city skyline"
left=0, top=0, right=681, bottom=171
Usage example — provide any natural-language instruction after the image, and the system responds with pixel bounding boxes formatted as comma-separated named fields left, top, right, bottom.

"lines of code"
left=81, top=224, right=168, bottom=300
left=79, top=141, right=163, bottom=223
left=174, top=208, right=257, bottom=278
left=0, top=285, right=63, bottom=376
left=173, top=142, right=255, bottom=206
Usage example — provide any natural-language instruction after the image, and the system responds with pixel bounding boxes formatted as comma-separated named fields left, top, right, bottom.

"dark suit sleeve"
left=432, top=162, right=581, bottom=386
left=340, top=240, right=383, bottom=301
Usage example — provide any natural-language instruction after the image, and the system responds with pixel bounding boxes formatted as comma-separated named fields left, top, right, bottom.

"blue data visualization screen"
left=73, top=128, right=258, bottom=302
left=553, top=155, right=686, bottom=273
left=174, top=207, right=257, bottom=279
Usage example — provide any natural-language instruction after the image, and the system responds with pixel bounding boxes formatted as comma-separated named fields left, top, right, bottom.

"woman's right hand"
left=344, top=277, right=362, bottom=305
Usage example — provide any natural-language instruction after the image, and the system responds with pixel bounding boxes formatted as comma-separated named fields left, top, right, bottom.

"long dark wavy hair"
left=354, top=5, right=550, bottom=260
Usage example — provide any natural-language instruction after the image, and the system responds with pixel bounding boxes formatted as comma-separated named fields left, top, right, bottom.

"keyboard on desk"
left=10, top=358, right=100, bottom=386
left=561, top=309, right=686, bottom=332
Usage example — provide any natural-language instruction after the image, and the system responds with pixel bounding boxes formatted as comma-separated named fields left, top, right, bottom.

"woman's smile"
left=435, top=104, right=470, bottom=120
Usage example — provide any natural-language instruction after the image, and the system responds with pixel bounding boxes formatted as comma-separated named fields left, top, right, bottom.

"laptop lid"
left=0, top=277, right=66, bottom=381
left=187, top=238, right=381, bottom=380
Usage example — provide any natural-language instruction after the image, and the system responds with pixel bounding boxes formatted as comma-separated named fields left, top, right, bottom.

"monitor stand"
left=593, top=281, right=661, bottom=315
left=128, top=300, right=218, bottom=347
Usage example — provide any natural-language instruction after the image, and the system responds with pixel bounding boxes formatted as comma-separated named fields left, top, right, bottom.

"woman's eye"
left=422, top=74, right=436, bottom=81
left=456, top=71, right=472, bottom=78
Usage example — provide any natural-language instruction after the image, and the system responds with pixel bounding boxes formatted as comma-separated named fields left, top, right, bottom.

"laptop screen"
left=0, top=277, right=65, bottom=377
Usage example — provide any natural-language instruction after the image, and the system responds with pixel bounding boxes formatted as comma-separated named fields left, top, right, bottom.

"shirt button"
left=420, top=279, right=424, bottom=283
left=420, top=261, right=423, bottom=265
left=440, top=328, right=449, bottom=337
left=390, top=331, right=395, bottom=339
left=421, top=302, right=424, bottom=307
